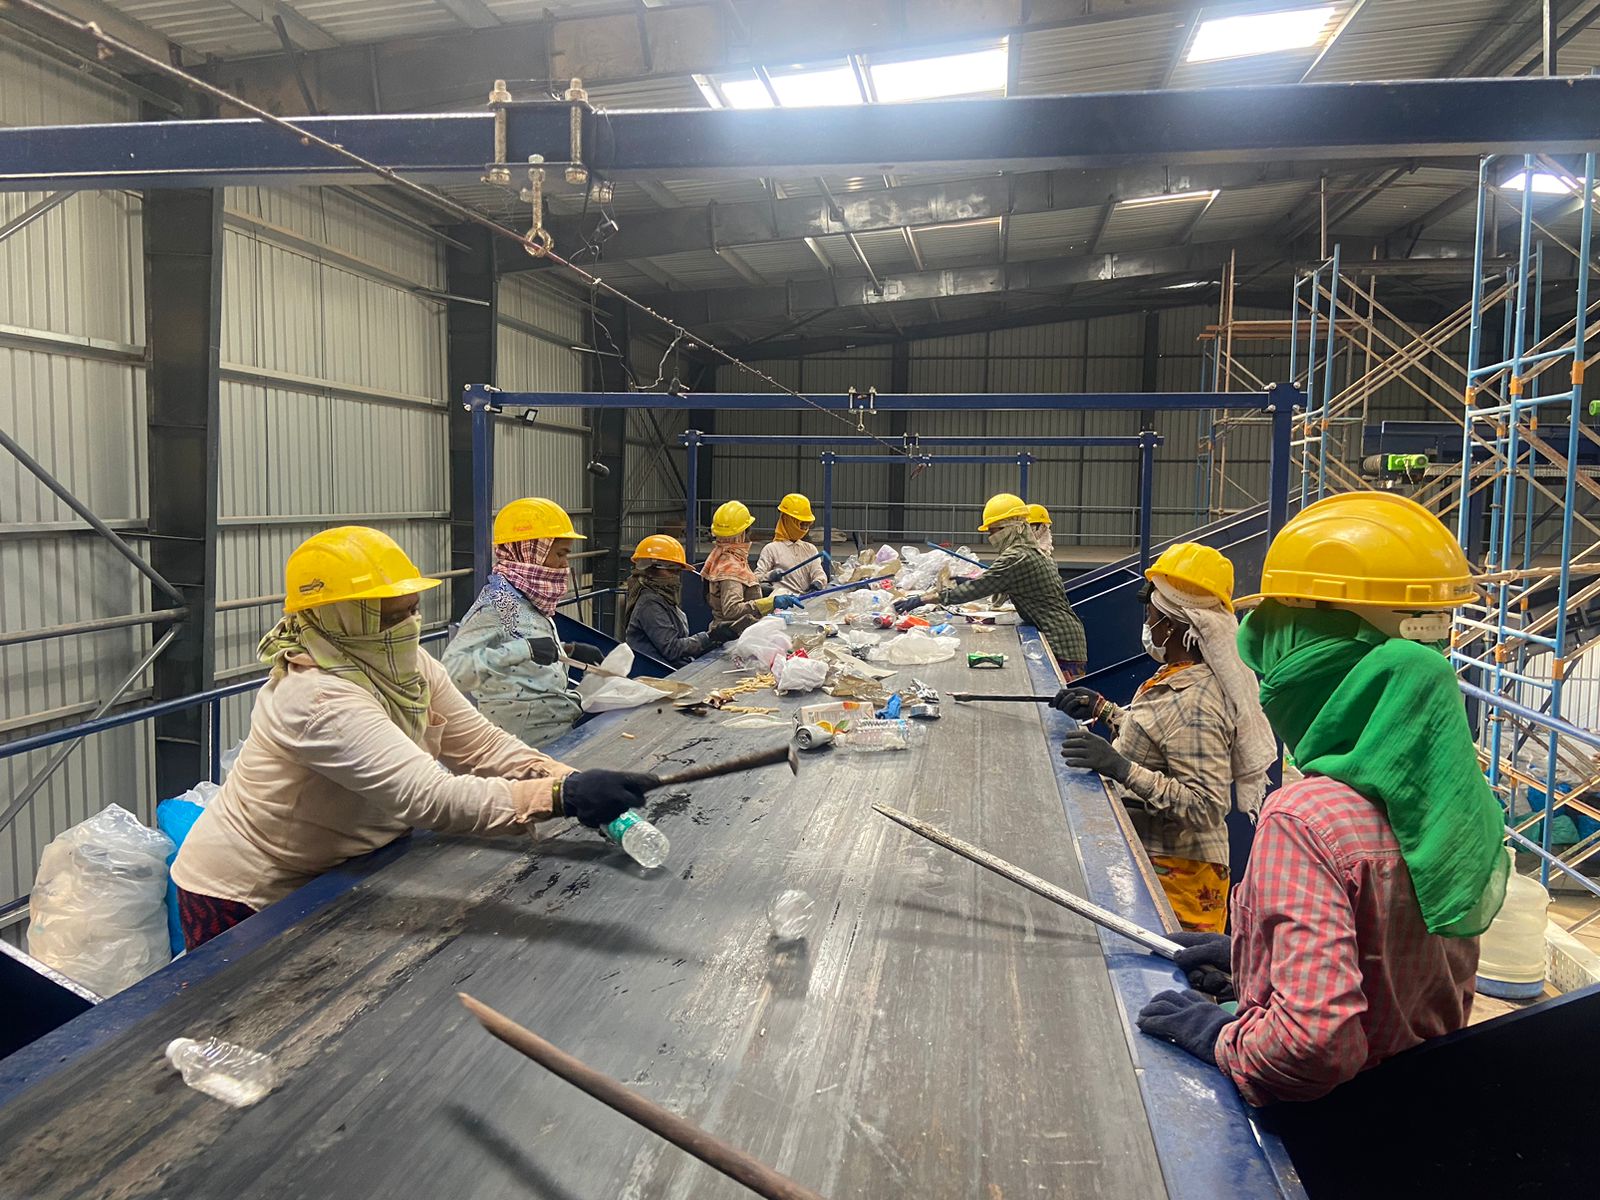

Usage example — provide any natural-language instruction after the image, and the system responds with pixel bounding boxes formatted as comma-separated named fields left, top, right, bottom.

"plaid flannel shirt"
left=1103, top=663, right=1233, bottom=865
left=1214, top=775, right=1480, bottom=1106
left=938, top=547, right=1088, bottom=662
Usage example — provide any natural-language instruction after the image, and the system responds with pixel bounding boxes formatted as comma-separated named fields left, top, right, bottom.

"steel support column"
left=144, top=187, right=222, bottom=794
left=445, top=224, right=498, bottom=616
left=1267, top=384, right=1302, bottom=537
left=587, top=295, right=630, bottom=633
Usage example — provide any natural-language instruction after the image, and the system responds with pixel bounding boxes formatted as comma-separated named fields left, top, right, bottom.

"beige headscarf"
left=258, top=600, right=431, bottom=743
left=1149, top=578, right=1277, bottom=816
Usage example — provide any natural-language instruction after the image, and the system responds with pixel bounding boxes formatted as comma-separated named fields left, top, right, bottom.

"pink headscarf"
left=493, top=537, right=570, bottom=618
left=701, top=536, right=759, bottom=586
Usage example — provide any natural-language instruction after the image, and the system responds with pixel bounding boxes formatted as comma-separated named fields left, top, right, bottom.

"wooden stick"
left=948, top=692, right=1056, bottom=703
left=649, top=741, right=798, bottom=789
left=872, top=804, right=1183, bottom=959
left=459, top=994, right=827, bottom=1200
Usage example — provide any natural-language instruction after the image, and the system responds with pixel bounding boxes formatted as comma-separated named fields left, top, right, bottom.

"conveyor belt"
left=0, top=625, right=1285, bottom=1199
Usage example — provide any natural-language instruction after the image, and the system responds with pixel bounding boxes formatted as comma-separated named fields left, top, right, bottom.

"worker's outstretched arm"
left=427, top=654, right=572, bottom=782
left=1213, top=810, right=1370, bottom=1105
left=292, top=673, right=558, bottom=835
left=937, top=553, right=1020, bottom=606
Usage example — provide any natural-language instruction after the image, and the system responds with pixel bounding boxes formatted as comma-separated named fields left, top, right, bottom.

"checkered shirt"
left=1105, top=663, right=1234, bottom=864
left=1214, top=774, right=1481, bottom=1106
left=937, top=546, right=1088, bottom=662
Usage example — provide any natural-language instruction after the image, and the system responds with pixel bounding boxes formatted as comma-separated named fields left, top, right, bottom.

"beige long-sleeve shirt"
left=755, top=540, right=828, bottom=596
left=172, top=650, right=572, bottom=910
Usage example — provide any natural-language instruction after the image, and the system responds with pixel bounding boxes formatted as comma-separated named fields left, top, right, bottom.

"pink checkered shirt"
left=1214, top=775, right=1480, bottom=1106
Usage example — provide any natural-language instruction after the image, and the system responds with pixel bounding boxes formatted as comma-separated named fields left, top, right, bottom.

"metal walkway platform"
left=0, top=626, right=1290, bottom=1200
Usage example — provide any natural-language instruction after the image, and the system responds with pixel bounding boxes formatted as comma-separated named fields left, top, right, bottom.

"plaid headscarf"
left=493, top=536, right=570, bottom=618
left=258, top=600, right=431, bottom=743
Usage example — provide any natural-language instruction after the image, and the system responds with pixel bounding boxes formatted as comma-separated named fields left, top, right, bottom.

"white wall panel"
left=0, top=45, right=152, bottom=911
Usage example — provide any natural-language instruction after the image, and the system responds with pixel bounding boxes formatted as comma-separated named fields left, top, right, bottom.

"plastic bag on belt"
left=729, top=615, right=792, bottom=670
left=869, top=629, right=961, bottom=665
left=774, top=654, right=828, bottom=694
left=28, top=804, right=174, bottom=997
left=577, top=644, right=666, bottom=712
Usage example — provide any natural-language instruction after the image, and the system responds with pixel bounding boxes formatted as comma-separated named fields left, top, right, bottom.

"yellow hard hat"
left=1146, top=542, right=1235, bottom=613
left=1026, top=503, right=1052, bottom=527
left=284, top=526, right=441, bottom=613
left=493, top=497, right=585, bottom=545
left=710, top=500, right=755, bottom=538
left=1243, top=492, right=1477, bottom=610
left=777, top=493, right=816, bottom=523
left=632, top=534, right=688, bottom=568
left=979, top=492, right=1030, bottom=532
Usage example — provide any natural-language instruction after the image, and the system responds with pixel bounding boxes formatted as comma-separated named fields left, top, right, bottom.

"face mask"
left=1141, top=621, right=1167, bottom=663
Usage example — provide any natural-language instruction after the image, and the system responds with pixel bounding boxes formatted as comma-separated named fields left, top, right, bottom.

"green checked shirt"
left=937, top=546, right=1088, bottom=663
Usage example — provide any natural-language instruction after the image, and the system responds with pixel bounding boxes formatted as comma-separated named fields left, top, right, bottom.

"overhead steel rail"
left=466, top=385, right=1297, bottom=591
left=6, top=79, right=1600, bottom=190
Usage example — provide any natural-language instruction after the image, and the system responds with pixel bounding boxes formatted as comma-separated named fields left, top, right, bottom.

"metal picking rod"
left=873, top=804, right=1183, bottom=959
left=948, top=692, right=1057, bottom=703
left=459, top=994, right=828, bottom=1200
left=649, top=741, right=798, bottom=790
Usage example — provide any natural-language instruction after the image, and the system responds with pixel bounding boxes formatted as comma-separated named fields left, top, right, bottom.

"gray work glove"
left=1059, top=730, right=1133, bottom=783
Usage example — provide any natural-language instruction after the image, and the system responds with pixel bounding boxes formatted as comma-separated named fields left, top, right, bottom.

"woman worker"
left=895, top=493, right=1089, bottom=678
left=756, top=492, right=830, bottom=596
left=1027, top=504, right=1054, bottom=556
left=624, top=534, right=739, bottom=669
left=444, top=498, right=603, bottom=748
left=703, top=501, right=804, bottom=630
left=1050, top=543, right=1276, bottom=932
left=1135, top=493, right=1507, bottom=1106
left=170, top=527, right=652, bottom=950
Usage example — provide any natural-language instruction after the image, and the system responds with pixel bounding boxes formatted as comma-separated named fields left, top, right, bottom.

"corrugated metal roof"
left=1005, top=206, right=1105, bottom=261
left=1098, top=199, right=1202, bottom=253
left=914, top=218, right=1002, bottom=268
left=638, top=247, right=749, bottom=288
left=1309, top=0, right=1512, bottom=82
left=1016, top=14, right=1182, bottom=95
left=1192, top=181, right=1316, bottom=239
left=111, top=0, right=279, bottom=56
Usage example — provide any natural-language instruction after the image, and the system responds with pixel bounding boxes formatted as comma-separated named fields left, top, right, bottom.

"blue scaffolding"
left=1455, top=152, right=1600, bottom=895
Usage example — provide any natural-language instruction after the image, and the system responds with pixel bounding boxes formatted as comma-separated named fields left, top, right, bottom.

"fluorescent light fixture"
left=1118, top=189, right=1219, bottom=208
left=870, top=45, right=1008, bottom=102
left=1187, top=5, right=1336, bottom=63
left=1499, top=169, right=1575, bottom=196
left=769, top=63, right=863, bottom=107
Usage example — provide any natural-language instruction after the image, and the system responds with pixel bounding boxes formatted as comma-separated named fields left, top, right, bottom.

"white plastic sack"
left=869, top=629, right=961, bottom=665
left=774, top=654, right=829, bottom=694
left=729, top=616, right=792, bottom=670
left=28, top=804, right=174, bottom=997
left=873, top=544, right=901, bottom=566
left=577, top=644, right=666, bottom=713
left=895, top=547, right=945, bottom=595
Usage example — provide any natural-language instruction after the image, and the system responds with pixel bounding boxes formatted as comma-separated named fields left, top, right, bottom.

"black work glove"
left=764, top=568, right=787, bottom=584
left=562, top=641, right=605, bottom=667
left=708, top=622, right=739, bottom=645
left=1049, top=686, right=1105, bottom=721
left=892, top=595, right=926, bottom=615
left=1135, top=989, right=1234, bottom=1067
left=557, top=770, right=655, bottom=828
left=1059, top=730, right=1133, bottom=783
left=526, top=635, right=560, bottom=666
left=1169, top=931, right=1235, bottom=1002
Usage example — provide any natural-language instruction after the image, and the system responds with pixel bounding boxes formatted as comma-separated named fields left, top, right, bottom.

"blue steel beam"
left=473, top=387, right=1273, bottom=412
left=11, top=80, right=1600, bottom=189
left=677, top=432, right=1163, bottom=447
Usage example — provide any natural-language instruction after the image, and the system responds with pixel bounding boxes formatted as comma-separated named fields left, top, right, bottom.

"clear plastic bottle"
left=165, top=1037, right=278, bottom=1107
left=767, top=889, right=815, bottom=940
left=839, top=718, right=927, bottom=752
left=603, top=809, right=670, bottom=868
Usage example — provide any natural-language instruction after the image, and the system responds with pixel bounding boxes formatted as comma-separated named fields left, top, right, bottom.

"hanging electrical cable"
left=6, top=0, right=909, bottom=456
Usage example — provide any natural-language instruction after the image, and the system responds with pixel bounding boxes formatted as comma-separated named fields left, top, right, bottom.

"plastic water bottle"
left=767, top=889, right=815, bottom=940
left=839, top=718, right=926, bottom=752
left=165, top=1037, right=278, bottom=1107
left=603, top=809, right=670, bottom=868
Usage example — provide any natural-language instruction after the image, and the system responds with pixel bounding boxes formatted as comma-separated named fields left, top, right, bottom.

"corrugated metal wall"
left=622, top=332, right=692, bottom=549
left=715, top=301, right=1462, bottom=549
left=214, top=186, right=451, bottom=744
left=0, top=46, right=151, bottom=918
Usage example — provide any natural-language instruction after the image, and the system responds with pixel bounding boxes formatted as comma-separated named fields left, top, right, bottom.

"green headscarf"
left=1237, top=601, right=1507, bottom=937
left=258, top=599, right=431, bottom=743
